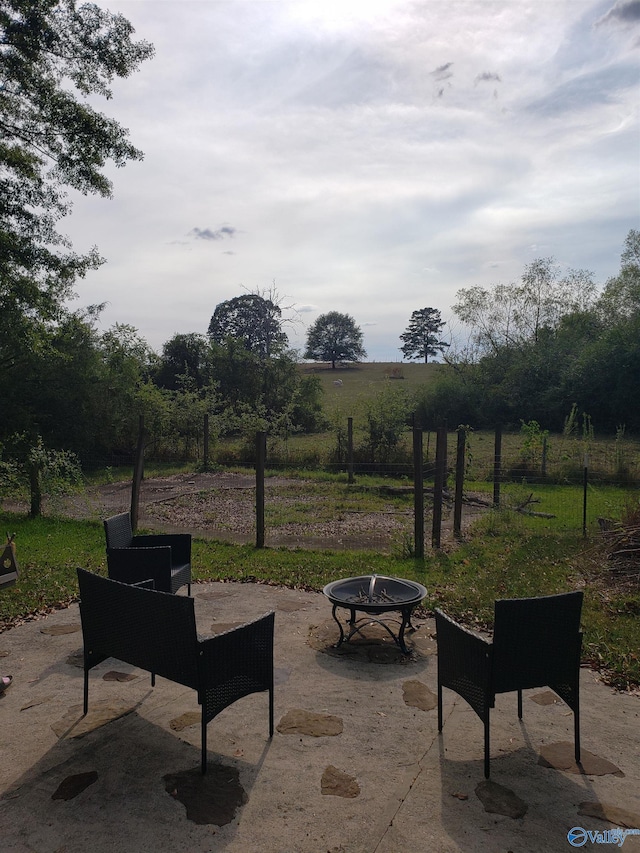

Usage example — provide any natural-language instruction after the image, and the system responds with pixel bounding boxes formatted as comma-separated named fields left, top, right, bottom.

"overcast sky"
left=67, top=0, right=640, bottom=361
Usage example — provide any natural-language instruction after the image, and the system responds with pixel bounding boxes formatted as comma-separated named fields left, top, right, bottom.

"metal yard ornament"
left=0, top=533, right=19, bottom=589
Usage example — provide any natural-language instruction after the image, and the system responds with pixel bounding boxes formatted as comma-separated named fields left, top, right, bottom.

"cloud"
left=189, top=226, right=237, bottom=241
left=596, top=0, right=640, bottom=27
left=65, top=1, right=637, bottom=361
left=475, top=71, right=502, bottom=85
left=526, top=62, right=639, bottom=116
left=431, top=62, right=454, bottom=81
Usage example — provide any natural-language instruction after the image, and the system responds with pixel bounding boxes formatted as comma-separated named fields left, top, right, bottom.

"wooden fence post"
left=255, top=431, right=266, bottom=548
left=432, top=426, right=447, bottom=549
left=583, top=454, right=589, bottom=538
left=130, top=415, right=145, bottom=531
left=347, top=417, right=354, bottom=484
left=453, top=427, right=466, bottom=539
left=413, top=423, right=424, bottom=559
left=493, top=425, right=502, bottom=508
left=203, top=413, right=209, bottom=472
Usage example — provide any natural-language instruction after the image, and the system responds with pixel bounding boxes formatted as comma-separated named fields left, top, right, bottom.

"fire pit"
left=322, top=574, right=427, bottom=655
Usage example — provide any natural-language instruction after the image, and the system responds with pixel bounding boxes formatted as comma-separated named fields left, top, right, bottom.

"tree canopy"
left=0, top=1, right=154, bottom=320
left=304, top=311, right=366, bottom=369
left=207, top=294, right=288, bottom=359
left=419, top=236, right=640, bottom=432
left=154, top=333, right=211, bottom=391
left=0, top=0, right=153, bottom=442
left=453, top=258, right=596, bottom=356
left=399, top=307, right=449, bottom=363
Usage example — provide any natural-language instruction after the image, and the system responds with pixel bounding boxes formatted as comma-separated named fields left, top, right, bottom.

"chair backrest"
left=104, top=512, right=134, bottom=550
left=491, top=591, right=583, bottom=695
left=77, top=568, right=199, bottom=688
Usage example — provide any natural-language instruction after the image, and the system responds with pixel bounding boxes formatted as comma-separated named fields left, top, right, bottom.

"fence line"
left=91, top=419, right=639, bottom=553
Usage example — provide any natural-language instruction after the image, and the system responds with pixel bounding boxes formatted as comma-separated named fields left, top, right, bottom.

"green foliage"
left=436, top=234, right=640, bottom=432
left=399, top=307, right=449, bottom=363
left=1, top=433, right=82, bottom=517
left=360, top=382, right=411, bottom=463
left=209, top=339, right=325, bottom=436
left=563, top=403, right=579, bottom=437
left=453, top=257, right=596, bottom=354
left=154, top=333, right=211, bottom=391
left=0, top=2, right=153, bottom=470
left=413, top=368, right=481, bottom=430
left=207, top=294, right=288, bottom=359
left=304, top=311, right=367, bottom=368
left=0, top=0, right=153, bottom=341
left=288, top=375, right=328, bottom=433
left=518, top=420, right=549, bottom=471
left=0, top=444, right=20, bottom=499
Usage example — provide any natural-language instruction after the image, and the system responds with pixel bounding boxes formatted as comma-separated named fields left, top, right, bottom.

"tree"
left=0, top=0, right=153, bottom=453
left=597, top=229, right=640, bottom=322
left=362, top=383, right=411, bottom=462
left=208, top=336, right=324, bottom=434
left=207, top=294, right=288, bottom=359
left=304, top=311, right=366, bottom=369
left=452, top=259, right=596, bottom=356
left=155, top=333, right=211, bottom=391
left=399, top=307, right=449, bottom=363
left=0, top=1, right=154, bottom=322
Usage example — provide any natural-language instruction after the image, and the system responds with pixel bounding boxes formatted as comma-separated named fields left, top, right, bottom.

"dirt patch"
left=3, top=470, right=486, bottom=551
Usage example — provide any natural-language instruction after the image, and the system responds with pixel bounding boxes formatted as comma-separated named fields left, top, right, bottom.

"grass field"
left=277, top=361, right=640, bottom=481
left=298, top=360, right=443, bottom=420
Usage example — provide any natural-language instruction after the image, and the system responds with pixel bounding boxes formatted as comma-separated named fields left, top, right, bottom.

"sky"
left=66, top=0, right=640, bottom=361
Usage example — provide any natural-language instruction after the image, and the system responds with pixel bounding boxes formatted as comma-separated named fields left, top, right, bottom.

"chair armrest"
left=132, top=533, right=192, bottom=565
left=435, top=609, right=492, bottom=717
left=106, top=546, right=173, bottom=593
left=197, top=612, right=275, bottom=722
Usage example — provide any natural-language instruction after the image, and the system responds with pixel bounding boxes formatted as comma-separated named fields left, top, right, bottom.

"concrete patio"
left=0, top=580, right=638, bottom=852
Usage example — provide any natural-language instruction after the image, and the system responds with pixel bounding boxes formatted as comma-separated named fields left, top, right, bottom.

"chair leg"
left=517, top=688, right=523, bottom=719
left=484, top=716, right=490, bottom=779
left=83, top=669, right=89, bottom=715
left=269, top=686, right=274, bottom=738
left=201, top=712, right=207, bottom=775
left=437, top=682, right=443, bottom=732
left=574, top=707, right=581, bottom=764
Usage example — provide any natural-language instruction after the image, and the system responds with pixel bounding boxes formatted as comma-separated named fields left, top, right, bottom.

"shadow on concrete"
left=1, top=708, right=271, bottom=851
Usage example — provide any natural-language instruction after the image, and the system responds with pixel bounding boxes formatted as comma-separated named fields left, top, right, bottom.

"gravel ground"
left=3, top=470, right=486, bottom=551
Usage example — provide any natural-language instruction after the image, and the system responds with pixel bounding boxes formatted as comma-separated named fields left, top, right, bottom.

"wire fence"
left=117, top=425, right=639, bottom=554
left=13, top=421, right=633, bottom=553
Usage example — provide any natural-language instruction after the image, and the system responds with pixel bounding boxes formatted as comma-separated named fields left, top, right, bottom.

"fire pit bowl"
left=323, top=574, right=427, bottom=655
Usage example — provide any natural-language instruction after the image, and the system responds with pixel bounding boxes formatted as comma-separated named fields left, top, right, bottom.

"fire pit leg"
left=331, top=603, right=346, bottom=647
left=398, top=605, right=415, bottom=655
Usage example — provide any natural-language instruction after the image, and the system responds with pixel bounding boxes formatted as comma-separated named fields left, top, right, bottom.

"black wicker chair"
left=103, top=511, right=191, bottom=595
left=77, top=568, right=274, bottom=774
left=436, top=591, right=583, bottom=778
